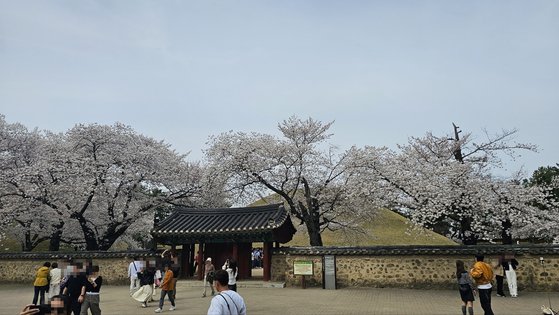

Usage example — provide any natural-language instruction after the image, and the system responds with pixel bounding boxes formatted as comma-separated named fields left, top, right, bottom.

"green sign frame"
left=293, top=260, right=313, bottom=276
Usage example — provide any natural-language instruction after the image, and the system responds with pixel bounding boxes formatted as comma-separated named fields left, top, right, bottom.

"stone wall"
left=4, top=246, right=559, bottom=291
left=0, top=251, right=157, bottom=285
left=271, top=245, right=559, bottom=291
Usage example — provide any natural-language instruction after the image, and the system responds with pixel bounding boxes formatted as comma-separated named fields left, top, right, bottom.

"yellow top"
left=470, top=261, right=493, bottom=286
left=33, top=266, right=50, bottom=287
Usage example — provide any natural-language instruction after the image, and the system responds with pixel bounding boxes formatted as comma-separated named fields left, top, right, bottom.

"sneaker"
left=169, top=306, right=176, bottom=311
left=496, top=294, right=505, bottom=297
left=141, top=303, right=147, bottom=308
left=154, top=308, right=162, bottom=313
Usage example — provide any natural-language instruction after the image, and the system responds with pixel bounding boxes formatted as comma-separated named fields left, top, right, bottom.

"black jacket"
left=502, top=259, right=519, bottom=271
left=139, top=269, right=155, bottom=286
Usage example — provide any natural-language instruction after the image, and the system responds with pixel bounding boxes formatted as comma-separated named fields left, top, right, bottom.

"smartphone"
left=30, top=304, right=51, bottom=315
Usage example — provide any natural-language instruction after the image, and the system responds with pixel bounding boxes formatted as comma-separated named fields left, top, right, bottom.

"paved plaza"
left=3, top=280, right=559, bottom=315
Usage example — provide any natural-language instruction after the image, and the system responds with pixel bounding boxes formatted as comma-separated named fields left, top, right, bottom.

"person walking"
left=154, top=263, right=175, bottom=313
left=470, top=255, right=494, bottom=315
left=456, top=260, right=475, bottom=315
left=80, top=265, right=102, bottom=315
left=222, top=259, right=238, bottom=292
left=503, top=253, right=519, bottom=297
left=207, top=269, right=246, bottom=315
left=49, top=262, right=62, bottom=300
left=32, top=262, right=51, bottom=305
left=169, top=252, right=180, bottom=301
left=202, top=258, right=215, bottom=298
left=128, top=257, right=141, bottom=296
left=63, top=262, right=88, bottom=315
left=193, top=251, right=201, bottom=276
left=132, top=264, right=155, bottom=308
left=492, top=256, right=505, bottom=297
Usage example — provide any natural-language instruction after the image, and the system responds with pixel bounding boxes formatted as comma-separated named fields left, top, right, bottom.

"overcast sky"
left=1, top=1, right=557, bottom=177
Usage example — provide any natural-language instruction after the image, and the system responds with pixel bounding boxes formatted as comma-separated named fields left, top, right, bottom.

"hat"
left=206, top=257, right=212, bottom=262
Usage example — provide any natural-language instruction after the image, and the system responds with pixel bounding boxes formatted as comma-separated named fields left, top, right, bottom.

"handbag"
left=207, top=270, right=215, bottom=282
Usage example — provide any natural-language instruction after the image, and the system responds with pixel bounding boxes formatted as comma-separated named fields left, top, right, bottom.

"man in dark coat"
left=63, top=262, right=88, bottom=315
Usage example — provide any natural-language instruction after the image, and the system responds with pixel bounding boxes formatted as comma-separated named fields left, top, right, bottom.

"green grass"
left=0, top=238, right=52, bottom=252
left=285, top=207, right=457, bottom=246
left=251, top=195, right=456, bottom=246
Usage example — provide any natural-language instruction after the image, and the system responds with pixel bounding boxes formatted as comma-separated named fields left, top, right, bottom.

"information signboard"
left=293, top=260, right=313, bottom=276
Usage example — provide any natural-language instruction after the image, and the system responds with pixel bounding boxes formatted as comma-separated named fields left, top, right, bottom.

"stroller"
left=541, top=257, right=557, bottom=315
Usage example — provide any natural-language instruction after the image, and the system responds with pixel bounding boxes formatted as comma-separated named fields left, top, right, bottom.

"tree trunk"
left=71, top=212, right=99, bottom=250
left=48, top=221, right=65, bottom=251
left=98, top=233, right=121, bottom=251
left=303, top=203, right=323, bottom=246
left=460, top=217, right=477, bottom=245
left=97, top=221, right=130, bottom=250
left=49, top=230, right=62, bottom=251
left=305, top=217, right=323, bottom=246
left=23, top=230, right=33, bottom=252
left=299, top=177, right=324, bottom=246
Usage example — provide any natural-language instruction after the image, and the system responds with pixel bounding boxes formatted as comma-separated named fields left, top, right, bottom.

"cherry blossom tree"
left=205, top=116, right=378, bottom=246
left=0, top=115, right=58, bottom=250
left=1, top=117, right=220, bottom=251
left=353, top=124, right=548, bottom=244
left=54, top=123, right=209, bottom=250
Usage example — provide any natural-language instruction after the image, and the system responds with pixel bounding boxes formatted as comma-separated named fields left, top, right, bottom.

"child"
left=456, top=260, right=476, bottom=315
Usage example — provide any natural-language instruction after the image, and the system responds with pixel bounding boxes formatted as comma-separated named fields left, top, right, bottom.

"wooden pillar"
left=181, top=246, right=189, bottom=279
left=248, top=243, right=252, bottom=278
left=189, top=244, right=196, bottom=277
left=263, top=241, right=272, bottom=281
left=232, top=243, right=238, bottom=260
left=197, top=243, right=204, bottom=280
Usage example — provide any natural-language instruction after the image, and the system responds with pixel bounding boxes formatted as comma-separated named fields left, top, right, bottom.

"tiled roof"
left=272, top=244, right=559, bottom=256
left=0, top=250, right=157, bottom=260
left=151, top=204, right=296, bottom=242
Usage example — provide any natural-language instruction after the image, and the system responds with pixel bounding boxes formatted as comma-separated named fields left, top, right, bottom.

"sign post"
left=293, top=260, right=313, bottom=289
left=323, top=255, right=336, bottom=290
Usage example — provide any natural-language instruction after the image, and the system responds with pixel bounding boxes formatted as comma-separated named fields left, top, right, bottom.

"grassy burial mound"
left=285, top=207, right=457, bottom=246
left=250, top=196, right=456, bottom=246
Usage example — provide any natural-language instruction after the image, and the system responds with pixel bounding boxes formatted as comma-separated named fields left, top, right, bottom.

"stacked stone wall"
left=0, top=251, right=156, bottom=285
left=4, top=246, right=559, bottom=291
left=271, top=245, right=559, bottom=291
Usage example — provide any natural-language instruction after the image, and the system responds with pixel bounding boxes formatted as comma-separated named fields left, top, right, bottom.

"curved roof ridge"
left=151, top=203, right=295, bottom=243
left=174, top=203, right=283, bottom=215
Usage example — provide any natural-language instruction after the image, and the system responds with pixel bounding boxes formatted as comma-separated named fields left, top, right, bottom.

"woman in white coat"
left=503, top=254, right=519, bottom=297
left=48, top=262, right=62, bottom=299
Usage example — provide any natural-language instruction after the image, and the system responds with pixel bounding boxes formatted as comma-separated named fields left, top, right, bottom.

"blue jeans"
left=158, top=290, right=175, bottom=308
